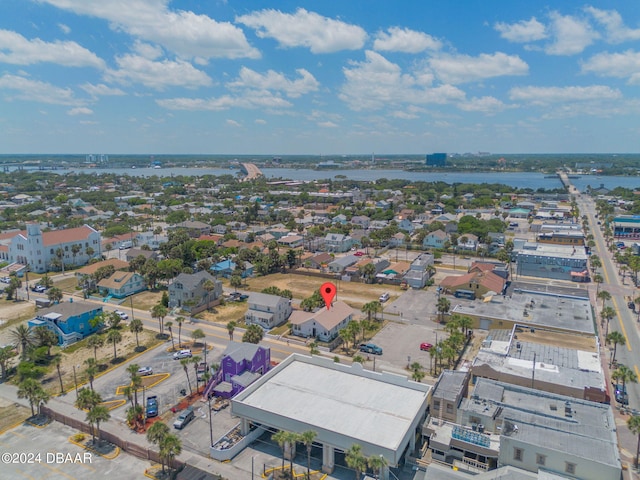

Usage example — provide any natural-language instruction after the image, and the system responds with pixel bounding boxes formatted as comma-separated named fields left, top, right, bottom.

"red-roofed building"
left=440, top=270, right=506, bottom=300
left=4, top=223, right=101, bottom=273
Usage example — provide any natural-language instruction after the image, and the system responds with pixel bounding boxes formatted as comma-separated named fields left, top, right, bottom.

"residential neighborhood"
left=0, top=167, right=637, bottom=480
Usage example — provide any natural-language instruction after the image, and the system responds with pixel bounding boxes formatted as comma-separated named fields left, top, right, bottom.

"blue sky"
left=1, top=1, right=640, bottom=155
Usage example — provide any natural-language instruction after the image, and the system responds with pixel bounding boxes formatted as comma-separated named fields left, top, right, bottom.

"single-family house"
left=324, top=233, right=354, bottom=253
left=440, top=270, right=506, bottom=299
left=306, top=252, right=333, bottom=270
left=389, top=232, right=406, bottom=247
left=423, top=229, right=448, bottom=249
left=171, top=220, right=211, bottom=238
left=211, top=259, right=254, bottom=278
left=97, top=271, right=146, bottom=299
left=168, top=271, right=223, bottom=314
left=328, top=255, right=358, bottom=274
left=245, top=292, right=292, bottom=329
left=289, top=301, right=354, bottom=342
left=397, top=219, right=415, bottom=233
left=403, top=253, right=435, bottom=289
left=457, top=233, right=479, bottom=252
left=350, top=215, right=370, bottom=229
left=277, top=234, right=304, bottom=249
left=206, top=342, right=271, bottom=399
left=28, top=301, right=103, bottom=347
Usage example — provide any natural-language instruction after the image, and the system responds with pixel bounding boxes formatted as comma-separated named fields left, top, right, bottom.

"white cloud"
left=317, top=121, right=338, bottom=128
left=581, top=50, right=640, bottom=84
left=105, top=54, right=212, bottom=90
left=226, top=119, right=241, bottom=127
left=255, top=119, right=267, bottom=125
left=373, top=27, right=441, bottom=53
left=429, top=52, right=528, bottom=84
left=80, top=83, right=126, bottom=97
left=585, top=7, right=640, bottom=43
left=339, top=50, right=465, bottom=111
left=390, top=110, right=419, bottom=119
left=509, top=85, right=621, bottom=105
left=237, top=8, right=366, bottom=53
left=40, top=0, right=259, bottom=60
left=157, top=91, right=292, bottom=111
left=0, top=74, right=81, bottom=105
left=0, top=29, right=104, bottom=68
left=494, top=17, right=547, bottom=43
left=544, top=12, right=598, bottom=55
left=58, top=23, right=70, bottom=34
left=67, top=107, right=93, bottom=115
left=227, top=67, right=319, bottom=98
left=457, top=96, right=507, bottom=113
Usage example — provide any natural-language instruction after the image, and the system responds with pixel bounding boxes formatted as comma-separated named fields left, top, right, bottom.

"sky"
left=2, top=1, right=640, bottom=155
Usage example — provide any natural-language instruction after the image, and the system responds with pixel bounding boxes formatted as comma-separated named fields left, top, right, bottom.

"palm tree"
left=86, top=405, right=110, bottom=446
left=436, top=296, right=451, bottom=323
left=410, top=361, right=425, bottom=382
left=628, top=414, right=640, bottom=468
left=33, top=326, right=58, bottom=356
left=597, top=290, right=611, bottom=310
left=129, top=318, right=143, bottom=348
left=75, top=387, right=102, bottom=412
left=165, top=321, right=175, bottom=351
left=606, top=331, right=626, bottom=367
left=87, top=335, right=104, bottom=363
left=601, top=306, right=616, bottom=337
left=285, top=431, right=299, bottom=474
left=615, top=364, right=638, bottom=392
left=309, top=341, right=320, bottom=356
left=106, top=329, right=122, bottom=360
left=272, top=430, right=289, bottom=472
left=176, top=316, right=185, bottom=347
left=151, top=303, right=168, bottom=335
left=181, top=358, right=192, bottom=395
left=298, top=430, right=316, bottom=480
left=47, top=286, right=63, bottom=304
left=361, top=301, right=381, bottom=322
left=126, top=404, right=144, bottom=430
left=227, top=321, right=236, bottom=341
left=345, top=444, right=367, bottom=480
left=55, top=247, right=65, bottom=274
left=53, top=355, right=64, bottom=394
left=17, top=378, right=45, bottom=417
left=367, top=454, right=388, bottom=479
left=126, top=363, right=143, bottom=406
left=454, top=315, right=473, bottom=336
left=84, top=358, right=98, bottom=391
left=191, top=355, right=202, bottom=391
left=10, top=324, right=34, bottom=360
left=147, top=420, right=169, bottom=446
left=159, top=433, right=182, bottom=473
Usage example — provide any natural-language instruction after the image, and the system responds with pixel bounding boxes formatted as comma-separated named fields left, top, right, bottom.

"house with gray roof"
left=168, top=270, right=222, bottom=314
left=245, top=292, right=292, bottom=329
left=327, top=254, right=358, bottom=273
left=324, top=233, right=354, bottom=252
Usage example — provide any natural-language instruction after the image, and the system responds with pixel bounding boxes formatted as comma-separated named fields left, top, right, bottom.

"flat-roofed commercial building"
left=423, top=378, right=621, bottom=479
left=231, top=354, right=431, bottom=479
left=515, top=243, right=588, bottom=281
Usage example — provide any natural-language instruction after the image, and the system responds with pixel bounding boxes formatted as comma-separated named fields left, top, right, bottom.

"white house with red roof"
left=4, top=223, right=101, bottom=273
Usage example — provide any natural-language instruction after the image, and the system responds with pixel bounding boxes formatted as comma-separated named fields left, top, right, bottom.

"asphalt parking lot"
left=369, top=321, right=441, bottom=374
left=0, top=421, right=152, bottom=479
left=59, top=340, right=242, bottom=457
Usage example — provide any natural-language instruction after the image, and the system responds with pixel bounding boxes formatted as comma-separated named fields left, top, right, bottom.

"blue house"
left=28, top=301, right=103, bottom=347
left=211, top=259, right=254, bottom=278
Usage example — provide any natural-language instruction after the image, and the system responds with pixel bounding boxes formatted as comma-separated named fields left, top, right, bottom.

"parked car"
left=173, top=349, right=192, bottom=359
left=0, top=277, right=10, bottom=284
left=32, top=285, right=47, bottom=293
left=196, top=362, right=207, bottom=381
left=379, top=292, right=390, bottom=303
left=420, top=342, right=433, bottom=351
left=114, top=310, right=128, bottom=320
left=137, top=366, right=153, bottom=376
left=146, top=395, right=158, bottom=418
left=359, top=343, right=383, bottom=355
left=173, top=406, right=195, bottom=429
left=354, top=251, right=364, bottom=256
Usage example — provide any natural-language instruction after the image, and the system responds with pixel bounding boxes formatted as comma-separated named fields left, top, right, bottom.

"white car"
left=114, top=310, right=128, bottom=320
left=173, top=349, right=192, bottom=360
left=137, top=366, right=153, bottom=376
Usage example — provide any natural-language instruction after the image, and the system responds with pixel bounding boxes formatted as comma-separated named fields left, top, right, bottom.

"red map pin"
left=320, top=282, right=337, bottom=310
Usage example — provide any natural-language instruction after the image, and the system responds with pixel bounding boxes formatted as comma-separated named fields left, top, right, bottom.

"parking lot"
left=384, top=288, right=439, bottom=323
left=58, top=341, right=242, bottom=457
left=0, top=421, right=153, bottom=479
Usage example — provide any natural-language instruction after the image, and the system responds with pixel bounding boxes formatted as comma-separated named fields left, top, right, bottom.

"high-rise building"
left=426, top=152, right=447, bottom=166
